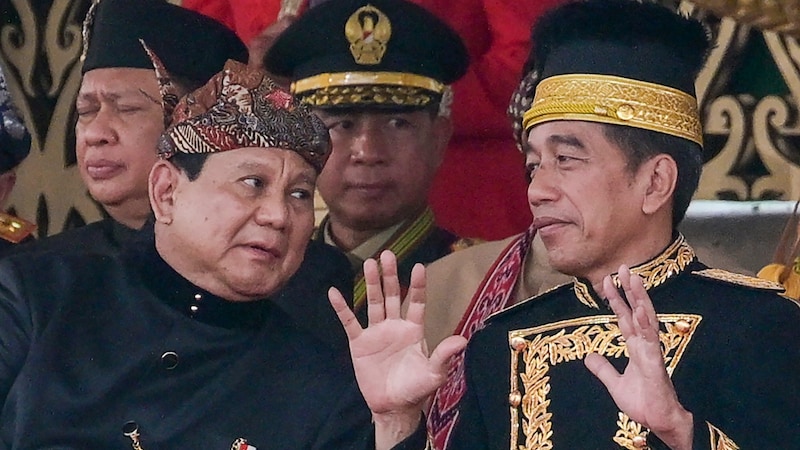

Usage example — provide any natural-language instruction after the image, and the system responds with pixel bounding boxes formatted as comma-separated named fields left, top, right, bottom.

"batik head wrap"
left=156, top=59, right=331, bottom=173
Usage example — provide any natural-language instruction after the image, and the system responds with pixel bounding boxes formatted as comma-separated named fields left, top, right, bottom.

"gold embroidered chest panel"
left=507, top=313, right=702, bottom=450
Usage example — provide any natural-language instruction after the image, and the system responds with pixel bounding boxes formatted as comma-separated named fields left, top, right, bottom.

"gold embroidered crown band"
left=522, top=74, right=703, bottom=146
left=292, top=71, right=445, bottom=95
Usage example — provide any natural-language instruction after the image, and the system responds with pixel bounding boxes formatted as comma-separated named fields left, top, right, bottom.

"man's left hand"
left=584, top=265, right=694, bottom=450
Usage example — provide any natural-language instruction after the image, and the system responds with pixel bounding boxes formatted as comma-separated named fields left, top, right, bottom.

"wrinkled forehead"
left=524, top=119, right=618, bottom=157
left=79, top=67, right=160, bottom=97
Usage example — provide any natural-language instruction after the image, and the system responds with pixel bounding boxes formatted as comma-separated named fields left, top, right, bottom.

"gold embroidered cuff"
left=292, top=71, right=445, bottom=95
left=522, top=74, right=703, bottom=146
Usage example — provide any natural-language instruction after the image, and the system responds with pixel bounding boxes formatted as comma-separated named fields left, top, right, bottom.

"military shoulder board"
left=693, top=268, right=785, bottom=292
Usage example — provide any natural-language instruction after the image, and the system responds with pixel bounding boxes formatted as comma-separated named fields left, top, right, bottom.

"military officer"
left=264, top=0, right=470, bottom=321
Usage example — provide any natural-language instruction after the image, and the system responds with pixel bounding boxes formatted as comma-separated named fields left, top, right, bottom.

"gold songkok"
left=522, top=74, right=703, bottom=146
left=511, top=0, right=710, bottom=150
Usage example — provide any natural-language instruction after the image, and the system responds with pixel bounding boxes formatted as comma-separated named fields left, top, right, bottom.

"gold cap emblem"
left=345, top=5, right=391, bottom=65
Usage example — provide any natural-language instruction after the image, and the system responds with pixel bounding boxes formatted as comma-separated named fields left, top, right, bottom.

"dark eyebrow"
left=547, top=134, right=585, bottom=149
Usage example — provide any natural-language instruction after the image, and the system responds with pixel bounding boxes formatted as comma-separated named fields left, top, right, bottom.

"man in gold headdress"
left=0, top=60, right=380, bottom=449
left=264, top=0, right=470, bottom=322
left=328, top=0, right=800, bottom=448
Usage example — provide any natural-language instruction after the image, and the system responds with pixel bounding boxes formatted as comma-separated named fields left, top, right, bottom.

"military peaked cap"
left=264, top=0, right=469, bottom=110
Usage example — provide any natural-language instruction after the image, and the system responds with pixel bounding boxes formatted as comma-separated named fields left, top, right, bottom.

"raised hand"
left=583, top=265, right=694, bottom=450
left=328, top=250, right=467, bottom=448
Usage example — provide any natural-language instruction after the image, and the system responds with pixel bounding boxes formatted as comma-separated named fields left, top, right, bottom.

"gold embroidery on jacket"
left=615, top=413, right=649, bottom=449
left=573, top=235, right=695, bottom=308
left=573, top=280, right=599, bottom=309
left=708, top=422, right=740, bottom=450
left=508, top=314, right=702, bottom=450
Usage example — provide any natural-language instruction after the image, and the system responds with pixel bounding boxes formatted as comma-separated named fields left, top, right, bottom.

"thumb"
left=429, top=335, right=468, bottom=373
left=584, top=352, right=621, bottom=389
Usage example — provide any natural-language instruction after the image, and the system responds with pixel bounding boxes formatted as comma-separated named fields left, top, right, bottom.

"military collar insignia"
left=573, top=233, right=696, bottom=308
left=345, top=4, right=391, bottom=65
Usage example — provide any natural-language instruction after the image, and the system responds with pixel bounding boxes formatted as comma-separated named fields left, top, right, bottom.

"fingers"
left=584, top=352, right=621, bottom=390
left=628, top=272, right=659, bottom=334
left=364, top=258, right=386, bottom=325
left=429, top=336, right=468, bottom=373
left=328, top=287, right=362, bottom=340
left=380, top=251, right=402, bottom=320
left=603, top=274, right=635, bottom=337
left=404, top=263, right=427, bottom=325
left=618, top=266, right=660, bottom=342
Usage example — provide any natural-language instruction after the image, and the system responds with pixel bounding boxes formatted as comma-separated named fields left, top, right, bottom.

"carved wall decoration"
left=1, top=0, right=100, bottom=237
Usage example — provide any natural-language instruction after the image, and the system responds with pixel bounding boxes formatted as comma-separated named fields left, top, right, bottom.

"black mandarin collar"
left=572, top=232, right=698, bottom=309
left=123, top=235, right=272, bottom=330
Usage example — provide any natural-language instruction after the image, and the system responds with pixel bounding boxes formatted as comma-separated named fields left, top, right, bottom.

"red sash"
left=427, top=225, right=535, bottom=449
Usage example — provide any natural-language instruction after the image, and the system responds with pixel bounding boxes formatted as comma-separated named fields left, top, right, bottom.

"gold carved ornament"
left=692, top=0, right=800, bottom=38
left=522, top=74, right=703, bottom=146
left=507, top=314, right=704, bottom=449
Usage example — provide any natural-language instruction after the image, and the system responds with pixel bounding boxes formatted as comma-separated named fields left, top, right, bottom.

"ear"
left=640, top=154, right=678, bottom=216
left=0, top=171, right=16, bottom=209
left=148, top=160, right=181, bottom=225
left=431, top=115, right=452, bottom=168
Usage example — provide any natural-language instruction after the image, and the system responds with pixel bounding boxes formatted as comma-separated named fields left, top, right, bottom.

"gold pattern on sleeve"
left=708, top=422, right=740, bottom=450
left=508, top=314, right=702, bottom=449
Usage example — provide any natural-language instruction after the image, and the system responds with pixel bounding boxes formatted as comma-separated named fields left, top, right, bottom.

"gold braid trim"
left=522, top=74, right=703, bottom=146
left=293, top=71, right=444, bottom=94
left=297, top=84, right=437, bottom=108
left=708, top=422, right=740, bottom=450
left=574, top=234, right=696, bottom=308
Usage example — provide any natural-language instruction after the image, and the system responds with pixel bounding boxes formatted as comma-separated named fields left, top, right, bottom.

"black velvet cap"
left=529, top=0, right=710, bottom=95
left=0, top=66, right=30, bottom=173
left=518, top=0, right=712, bottom=146
left=264, top=0, right=468, bottom=110
left=81, top=0, right=248, bottom=85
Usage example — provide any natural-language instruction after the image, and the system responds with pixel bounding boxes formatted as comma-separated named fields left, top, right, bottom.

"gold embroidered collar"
left=573, top=234, right=696, bottom=308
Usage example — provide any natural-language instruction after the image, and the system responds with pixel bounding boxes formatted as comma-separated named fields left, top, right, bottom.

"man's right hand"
left=328, top=250, right=467, bottom=450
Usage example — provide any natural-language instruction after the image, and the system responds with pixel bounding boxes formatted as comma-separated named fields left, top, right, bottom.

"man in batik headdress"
left=0, top=60, right=388, bottom=449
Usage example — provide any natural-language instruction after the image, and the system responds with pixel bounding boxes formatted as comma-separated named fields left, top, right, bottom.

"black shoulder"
left=691, top=268, right=798, bottom=307
left=486, top=281, right=573, bottom=324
